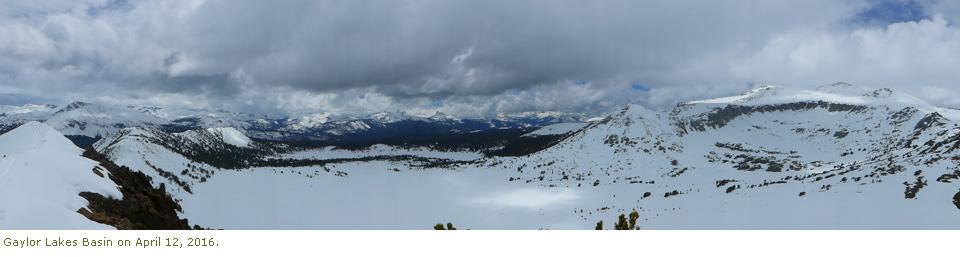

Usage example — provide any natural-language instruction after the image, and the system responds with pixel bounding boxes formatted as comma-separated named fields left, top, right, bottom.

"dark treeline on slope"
left=257, top=128, right=532, bottom=152
left=142, top=128, right=558, bottom=170
left=78, top=146, right=195, bottom=230
left=66, top=135, right=101, bottom=147
left=143, top=130, right=482, bottom=170
left=483, top=134, right=571, bottom=157
left=150, top=134, right=273, bottom=170
left=165, top=117, right=556, bottom=143
left=257, top=155, right=479, bottom=169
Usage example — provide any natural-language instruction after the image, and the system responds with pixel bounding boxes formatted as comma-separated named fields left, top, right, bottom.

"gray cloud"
left=2, top=0, right=960, bottom=117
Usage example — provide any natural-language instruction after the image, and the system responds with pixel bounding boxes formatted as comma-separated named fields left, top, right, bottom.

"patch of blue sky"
left=87, top=0, right=133, bottom=16
left=631, top=83, right=650, bottom=92
left=850, top=0, right=927, bottom=27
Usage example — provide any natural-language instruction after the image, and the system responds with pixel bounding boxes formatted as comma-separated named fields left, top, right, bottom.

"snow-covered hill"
left=80, top=82, right=960, bottom=229
left=0, top=122, right=122, bottom=229
left=492, top=83, right=960, bottom=228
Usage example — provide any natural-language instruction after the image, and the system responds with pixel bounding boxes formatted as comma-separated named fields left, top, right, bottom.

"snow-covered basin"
left=179, top=159, right=960, bottom=229
left=179, top=163, right=595, bottom=230
left=279, top=144, right=482, bottom=161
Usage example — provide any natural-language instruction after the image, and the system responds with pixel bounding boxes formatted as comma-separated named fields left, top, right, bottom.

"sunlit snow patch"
left=524, top=123, right=589, bottom=136
left=472, top=188, right=580, bottom=209
left=206, top=127, right=251, bottom=147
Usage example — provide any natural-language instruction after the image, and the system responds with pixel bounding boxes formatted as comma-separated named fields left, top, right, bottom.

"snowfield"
left=0, top=122, right=122, bottom=229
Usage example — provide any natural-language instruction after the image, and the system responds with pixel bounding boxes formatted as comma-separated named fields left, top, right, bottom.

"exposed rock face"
left=78, top=146, right=192, bottom=230
left=676, top=101, right=871, bottom=133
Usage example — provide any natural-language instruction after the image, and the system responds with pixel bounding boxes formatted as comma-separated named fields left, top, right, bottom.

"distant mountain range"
left=6, top=82, right=960, bottom=229
left=0, top=101, right=591, bottom=145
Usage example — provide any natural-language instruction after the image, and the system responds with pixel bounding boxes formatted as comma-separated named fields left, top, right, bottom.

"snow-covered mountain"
left=45, top=101, right=171, bottom=139
left=1, top=101, right=172, bottom=145
left=12, top=82, right=960, bottom=229
left=0, top=122, right=122, bottom=229
left=493, top=82, right=960, bottom=228
left=0, top=101, right=588, bottom=145
left=367, top=110, right=420, bottom=123
left=0, top=104, right=60, bottom=135
left=77, top=82, right=960, bottom=229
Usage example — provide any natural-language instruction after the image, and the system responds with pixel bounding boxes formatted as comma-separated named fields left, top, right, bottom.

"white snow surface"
left=367, top=110, right=420, bottom=123
left=206, top=127, right=251, bottom=147
left=0, top=122, right=121, bottom=229
left=282, top=112, right=357, bottom=131
left=280, top=144, right=483, bottom=161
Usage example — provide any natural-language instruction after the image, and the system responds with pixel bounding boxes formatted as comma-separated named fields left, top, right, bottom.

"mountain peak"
left=0, top=122, right=72, bottom=155
left=429, top=111, right=449, bottom=120
left=814, top=81, right=859, bottom=93
left=367, top=110, right=414, bottom=123
left=54, top=101, right=92, bottom=114
left=0, top=121, right=122, bottom=229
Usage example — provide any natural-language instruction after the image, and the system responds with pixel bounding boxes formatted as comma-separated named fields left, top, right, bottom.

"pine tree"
left=613, top=211, right=641, bottom=230
left=595, top=220, right=603, bottom=230
left=432, top=222, right=459, bottom=230
left=614, top=214, right=628, bottom=230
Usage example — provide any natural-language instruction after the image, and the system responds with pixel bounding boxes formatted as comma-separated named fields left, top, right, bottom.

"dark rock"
left=78, top=146, right=192, bottom=230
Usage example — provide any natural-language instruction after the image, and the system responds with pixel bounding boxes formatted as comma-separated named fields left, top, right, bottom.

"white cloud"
left=3, top=0, right=960, bottom=117
left=728, top=14, right=960, bottom=106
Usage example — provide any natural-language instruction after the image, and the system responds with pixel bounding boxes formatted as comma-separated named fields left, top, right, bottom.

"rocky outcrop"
left=78, top=146, right=192, bottom=230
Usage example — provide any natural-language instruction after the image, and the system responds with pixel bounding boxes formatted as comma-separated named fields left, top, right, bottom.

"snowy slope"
left=0, top=122, right=122, bottom=229
left=95, top=127, right=203, bottom=199
left=491, top=83, right=960, bottom=228
left=199, top=127, right=252, bottom=148
left=85, top=83, right=960, bottom=229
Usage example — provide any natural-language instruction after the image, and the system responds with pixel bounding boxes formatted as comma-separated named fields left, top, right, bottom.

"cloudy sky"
left=2, top=0, right=960, bottom=117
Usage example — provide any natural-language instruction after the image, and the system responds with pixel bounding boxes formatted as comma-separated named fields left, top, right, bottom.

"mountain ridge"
left=0, top=101, right=590, bottom=144
left=9, top=83, right=960, bottom=229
